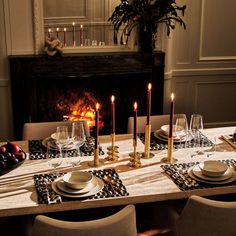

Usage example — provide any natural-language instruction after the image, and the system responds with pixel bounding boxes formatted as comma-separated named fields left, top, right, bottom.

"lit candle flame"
left=111, top=95, right=115, bottom=103
left=134, top=102, right=137, bottom=110
left=64, top=28, right=67, bottom=32
left=72, top=22, right=75, bottom=26
left=171, top=93, right=175, bottom=101
left=56, top=27, right=59, bottom=31
left=148, top=83, right=152, bottom=90
left=80, top=24, right=83, bottom=29
left=96, top=103, right=99, bottom=110
left=48, top=28, right=51, bottom=33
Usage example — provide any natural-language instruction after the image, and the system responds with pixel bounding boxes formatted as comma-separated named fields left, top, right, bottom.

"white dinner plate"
left=188, top=166, right=236, bottom=185
left=42, top=137, right=75, bottom=150
left=154, top=129, right=186, bottom=143
left=192, top=164, right=232, bottom=182
left=52, top=176, right=104, bottom=198
left=57, top=176, right=96, bottom=195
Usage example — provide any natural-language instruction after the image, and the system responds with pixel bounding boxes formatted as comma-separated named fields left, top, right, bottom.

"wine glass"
left=70, top=122, right=86, bottom=168
left=189, top=114, right=204, bottom=155
left=55, top=126, right=69, bottom=158
left=175, top=117, right=188, bottom=149
left=47, top=140, right=63, bottom=176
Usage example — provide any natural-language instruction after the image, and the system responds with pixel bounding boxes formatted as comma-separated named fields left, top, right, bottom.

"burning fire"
left=57, top=92, right=103, bottom=128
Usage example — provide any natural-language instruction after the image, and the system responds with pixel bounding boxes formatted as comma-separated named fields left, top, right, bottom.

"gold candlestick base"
left=161, top=137, right=177, bottom=164
left=106, top=133, right=119, bottom=161
left=88, top=148, right=103, bottom=167
left=141, top=124, right=154, bottom=159
left=129, top=143, right=141, bottom=168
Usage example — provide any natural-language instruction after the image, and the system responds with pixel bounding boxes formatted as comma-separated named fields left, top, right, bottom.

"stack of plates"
left=188, top=161, right=236, bottom=185
left=51, top=173, right=104, bottom=198
left=154, top=125, right=189, bottom=143
left=42, top=137, right=75, bottom=150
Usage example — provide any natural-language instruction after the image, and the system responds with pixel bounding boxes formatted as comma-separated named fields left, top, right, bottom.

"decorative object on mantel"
left=108, top=0, right=186, bottom=52
left=44, top=37, right=63, bottom=56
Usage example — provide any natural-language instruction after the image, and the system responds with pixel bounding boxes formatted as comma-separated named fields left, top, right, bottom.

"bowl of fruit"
left=0, top=142, right=26, bottom=175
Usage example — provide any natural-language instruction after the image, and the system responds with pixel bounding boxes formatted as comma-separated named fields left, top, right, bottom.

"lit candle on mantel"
left=63, top=28, right=67, bottom=46
left=147, top=83, right=152, bottom=125
left=169, top=93, right=175, bottom=138
left=133, top=102, right=138, bottom=145
left=80, top=24, right=84, bottom=46
left=72, top=22, right=76, bottom=46
left=48, top=28, right=51, bottom=38
left=111, top=95, right=115, bottom=134
left=56, top=28, right=59, bottom=38
left=95, top=103, right=100, bottom=149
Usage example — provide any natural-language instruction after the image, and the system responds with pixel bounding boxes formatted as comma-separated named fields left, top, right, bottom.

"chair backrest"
left=22, top=120, right=90, bottom=140
left=175, top=195, right=236, bottom=236
left=32, top=205, right=137, bottom=236
left=127, top=114, right=187, bottom=133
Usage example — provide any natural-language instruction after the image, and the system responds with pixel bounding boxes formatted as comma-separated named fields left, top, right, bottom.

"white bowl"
left=161, top=124, right=183, bottom=137
left=199, top=161, right=228, bottom=177
left=62, top=171, right=93, bottom=190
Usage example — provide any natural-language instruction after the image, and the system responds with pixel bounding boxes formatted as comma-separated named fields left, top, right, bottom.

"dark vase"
left=138, top=24, right=155, bottom=53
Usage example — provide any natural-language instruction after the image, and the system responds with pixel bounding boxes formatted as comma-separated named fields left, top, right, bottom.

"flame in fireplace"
left=56, top=92, right=103, bottom=128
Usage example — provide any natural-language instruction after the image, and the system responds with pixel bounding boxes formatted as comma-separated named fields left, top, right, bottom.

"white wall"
left=163, top=0, right=236, bottom=127
left=0, top=0, right=235, bottom=140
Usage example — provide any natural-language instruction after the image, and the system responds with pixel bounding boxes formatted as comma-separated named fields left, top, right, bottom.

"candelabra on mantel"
left=107, top=96, right=119, bottom=161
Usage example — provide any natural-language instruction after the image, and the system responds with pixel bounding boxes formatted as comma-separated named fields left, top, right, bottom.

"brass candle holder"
left=107, top=133, right=119, bottom=161
left=161, top=137, right=177, bottom=163
left=88, top=148, right=102, bottom=167
left=141, top=124, right=154, bottom=159
left=129, top=140, right=141, bottom=168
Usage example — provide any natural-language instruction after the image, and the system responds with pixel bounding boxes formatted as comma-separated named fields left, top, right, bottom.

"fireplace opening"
left=31, top=72, right=155, bottom=135
left=9, top=52, right=165, bottom=140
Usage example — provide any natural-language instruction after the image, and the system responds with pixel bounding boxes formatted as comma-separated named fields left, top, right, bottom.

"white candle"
left=72, top=22, right=76, bottom=46
left=80, top=24, right=84, bottom=46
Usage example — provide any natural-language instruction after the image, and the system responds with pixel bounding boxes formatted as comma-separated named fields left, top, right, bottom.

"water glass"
left=55, top=126, right=69, bottom=157
left=47, top=140, right=63, bottom=174
left=175, top=117, right=188, bottom=148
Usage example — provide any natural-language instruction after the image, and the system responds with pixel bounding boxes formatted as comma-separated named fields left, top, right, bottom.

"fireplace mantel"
left=9, top=51, right=165, bottom=140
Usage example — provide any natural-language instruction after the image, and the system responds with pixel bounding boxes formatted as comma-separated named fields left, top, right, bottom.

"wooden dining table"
left=0, top=126, right=235, bottom=218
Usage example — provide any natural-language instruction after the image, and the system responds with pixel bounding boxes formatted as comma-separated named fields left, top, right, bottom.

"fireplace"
left=9, top=52, right=165, bottom=140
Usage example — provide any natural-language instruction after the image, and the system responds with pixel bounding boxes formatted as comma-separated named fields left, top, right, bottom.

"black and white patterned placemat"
left=34, top=168, right=129, bottom=204
left=161, top=159, right=236, bottom=191
left=139, top=132, right=213, bottom=151
left=29, top=136, right=104, bottom=160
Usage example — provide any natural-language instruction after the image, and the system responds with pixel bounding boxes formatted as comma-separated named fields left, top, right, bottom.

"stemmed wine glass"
left=70, top=122, right=86, bottom=169
left=189, top=114, right=204, bottom=155
left=55, top=126, right=69, bottom=158
left=175, top=117, right=188, bottom=149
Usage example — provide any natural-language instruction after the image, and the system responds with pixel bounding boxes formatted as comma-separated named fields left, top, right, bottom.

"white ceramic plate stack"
left=188, top=160, right=236, bottom=185
left=154, top=125, right=188, bottom=143
left=52, top=171, right=104, bottom=198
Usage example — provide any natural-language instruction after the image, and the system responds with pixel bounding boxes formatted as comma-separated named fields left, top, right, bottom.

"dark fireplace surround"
left=9, top=51, right=165, bottom=140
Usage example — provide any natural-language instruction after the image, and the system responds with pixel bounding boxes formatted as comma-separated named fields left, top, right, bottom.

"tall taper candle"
left=133, top=102, right=138, bottom=144
left=169, top=93, right=175, bottom=138
left=95, top=103, right=99, bottom=149
left=63, top=28, right=67, bottom=46
left=80, top=24, right=84, bottom=46
left=56, top=28, right=59, bottom=38
left=111, top=95, right=115, bottom=134
left=72, top=22, right=76, bottom=46
left=48, top=28, right=51, bottom=38
left=147, top=83, right=152, bottom=125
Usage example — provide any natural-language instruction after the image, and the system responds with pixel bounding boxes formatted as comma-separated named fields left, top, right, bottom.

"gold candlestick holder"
left=161, top=137, right=177, bottom=163
left=107, top=133, right=119, bottom=161
left=129, top=141, right=141, bottom=168
left=141, top=124, right=154, bottom=159
left=88, top=148, right=102, bottom=167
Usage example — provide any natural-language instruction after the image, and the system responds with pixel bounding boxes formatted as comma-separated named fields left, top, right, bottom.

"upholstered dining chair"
left=127, top=114, right=187, bottom=134
left=174, top=195, right=236, bottom=236
left=32, top=204, right=137, bottom=236
left=22, top=120, right=90, bottom=140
